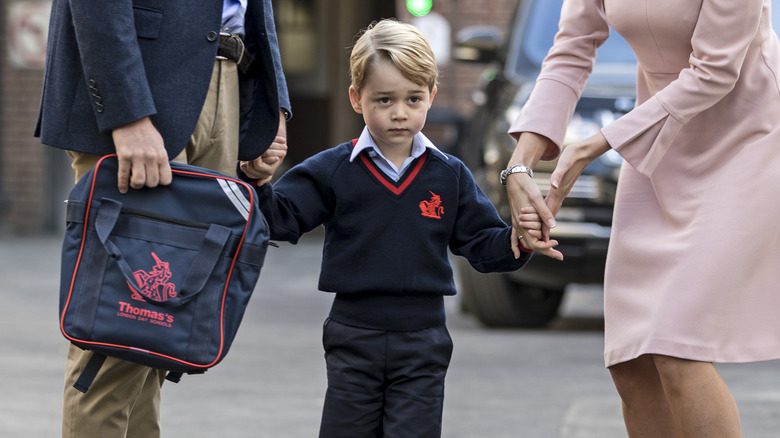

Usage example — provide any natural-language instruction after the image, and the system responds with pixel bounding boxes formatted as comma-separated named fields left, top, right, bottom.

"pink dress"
left=509, top=0, right=780, bottom=367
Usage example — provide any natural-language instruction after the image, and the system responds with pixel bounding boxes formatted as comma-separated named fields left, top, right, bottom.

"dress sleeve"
left=603, top=0, right=764, bottom=175
left=508, top=0, right=611, bottom=160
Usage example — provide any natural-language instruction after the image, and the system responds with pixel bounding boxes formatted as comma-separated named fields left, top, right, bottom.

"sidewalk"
left=4, top=235, right=780, bottom=437
left=1, top=236, right=67, bottom=436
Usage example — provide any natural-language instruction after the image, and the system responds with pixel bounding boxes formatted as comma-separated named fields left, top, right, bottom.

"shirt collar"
left=349, top=126, right=445, bottom=162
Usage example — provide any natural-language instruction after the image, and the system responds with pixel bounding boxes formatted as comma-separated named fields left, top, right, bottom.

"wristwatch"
left=499, top=165, right=533, bottom=185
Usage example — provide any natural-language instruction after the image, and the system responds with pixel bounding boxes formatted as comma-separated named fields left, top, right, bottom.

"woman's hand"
left=506, top=132, right=562, bottom=259
left=546, top=132, right=611, bottom=216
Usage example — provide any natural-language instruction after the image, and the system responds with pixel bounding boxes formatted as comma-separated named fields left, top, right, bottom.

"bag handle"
left=95, top=198, right=231, bottom=307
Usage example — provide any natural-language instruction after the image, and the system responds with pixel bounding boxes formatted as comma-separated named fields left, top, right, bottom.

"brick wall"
left=1, top=0, right=62, bottom=236
left=396, top=0, right=517, bottom=117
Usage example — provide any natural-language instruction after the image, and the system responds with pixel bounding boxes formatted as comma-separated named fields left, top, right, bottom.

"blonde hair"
left=349, top=19, right=438, bottom=93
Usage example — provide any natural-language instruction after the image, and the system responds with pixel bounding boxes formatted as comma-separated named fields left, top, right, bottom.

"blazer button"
left=206, top=31, right=218, bottom=42
left=95, top=103, right=104, bottom=113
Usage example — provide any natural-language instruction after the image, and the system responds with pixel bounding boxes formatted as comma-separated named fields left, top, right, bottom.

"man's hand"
left=112, top=117, right=171, bottom=194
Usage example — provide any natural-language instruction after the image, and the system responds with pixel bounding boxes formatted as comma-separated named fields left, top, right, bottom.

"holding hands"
left=240, top=110, right=289, bottom=186
left=507, top=131, right=611, bottom=260
left=505, top=132, right=561, bottom=260
left=240, top=135, right=288, bottom=185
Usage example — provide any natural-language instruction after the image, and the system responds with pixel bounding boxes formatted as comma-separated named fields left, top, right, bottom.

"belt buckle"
left=220, top=32, right=245, bottom=63
left=216, top=32, right=231, bottom=60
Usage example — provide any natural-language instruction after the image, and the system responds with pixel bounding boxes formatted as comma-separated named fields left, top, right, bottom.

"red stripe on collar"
left=354, top=140, right=429, bottom=196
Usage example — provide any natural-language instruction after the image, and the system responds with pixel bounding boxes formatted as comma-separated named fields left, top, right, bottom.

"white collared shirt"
left=349, top=127, right=446, bottom=182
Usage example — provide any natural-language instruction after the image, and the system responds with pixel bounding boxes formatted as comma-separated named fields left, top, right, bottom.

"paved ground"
left=2, top=233, right=779, bottom=437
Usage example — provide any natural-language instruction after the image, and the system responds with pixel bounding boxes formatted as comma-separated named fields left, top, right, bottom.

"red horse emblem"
left=129, top=252, right=177, bottom=302
left=419, top=191, right=444, bottom=219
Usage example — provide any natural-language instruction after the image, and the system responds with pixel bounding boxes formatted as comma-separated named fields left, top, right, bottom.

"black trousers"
left=318, top=319, right=454, bottom=438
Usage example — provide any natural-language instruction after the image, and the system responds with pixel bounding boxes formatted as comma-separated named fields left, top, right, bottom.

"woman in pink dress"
left=507, top=0, right=780, bottom=435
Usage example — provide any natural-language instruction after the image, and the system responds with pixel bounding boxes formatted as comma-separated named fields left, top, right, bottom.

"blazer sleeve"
left=238, top=0, right=291, bottom=160
left=260, top=0, right=291, bottom=115
left=601, top=0, right=763, bottom=175
left=508, top=0, right=611, bottom=161
left=68, top=0, right=157, bottom=132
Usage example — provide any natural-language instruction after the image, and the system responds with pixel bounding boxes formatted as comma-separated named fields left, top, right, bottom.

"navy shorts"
left=318, top=318, right=454, bottom=438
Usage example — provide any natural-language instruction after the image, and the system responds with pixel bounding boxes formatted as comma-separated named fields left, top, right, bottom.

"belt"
left=217, top=33, right=254, bottom=74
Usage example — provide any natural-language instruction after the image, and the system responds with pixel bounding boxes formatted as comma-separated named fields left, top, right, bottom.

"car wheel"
left=455, top=258, right=564, bottom=328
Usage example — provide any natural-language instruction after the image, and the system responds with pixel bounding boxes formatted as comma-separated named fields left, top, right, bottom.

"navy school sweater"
left=256, top=140, right=531, bottom=330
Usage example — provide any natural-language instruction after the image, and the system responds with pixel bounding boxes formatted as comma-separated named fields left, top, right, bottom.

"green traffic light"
left=406, top=0, right=432, bottom=16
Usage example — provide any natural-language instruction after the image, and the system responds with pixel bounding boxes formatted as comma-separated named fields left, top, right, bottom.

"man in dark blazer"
left=35, top=1, right=290, bottom=436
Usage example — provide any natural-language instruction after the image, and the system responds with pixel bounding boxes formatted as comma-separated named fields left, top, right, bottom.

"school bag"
left=59, top=155, right=269, bottom=392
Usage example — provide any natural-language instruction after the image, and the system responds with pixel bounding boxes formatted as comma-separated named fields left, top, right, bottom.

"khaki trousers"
left=62, top=59, right=239, bottom=438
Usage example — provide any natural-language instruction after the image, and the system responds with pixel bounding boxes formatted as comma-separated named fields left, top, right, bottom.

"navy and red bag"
left=60, top=155, right=269, bottom=392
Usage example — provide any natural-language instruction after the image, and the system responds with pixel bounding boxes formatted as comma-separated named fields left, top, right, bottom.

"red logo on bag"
left=419, top=191, right=444, bottom=219
left=129, top=252, right=178, bottom=302
left=117, top=301, right=175, bottom=327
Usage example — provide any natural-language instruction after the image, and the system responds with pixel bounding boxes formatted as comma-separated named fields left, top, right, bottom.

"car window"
left=515, top=0, right=780, bottom=76
left=508, top=0, right=780, bottom=83
left=518, top=0, right=635, bottom=72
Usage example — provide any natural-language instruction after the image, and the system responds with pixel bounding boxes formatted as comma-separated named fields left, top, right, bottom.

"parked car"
left=452, top=0, right=637, bottom=327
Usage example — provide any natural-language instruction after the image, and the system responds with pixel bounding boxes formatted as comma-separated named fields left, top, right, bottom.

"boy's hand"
left=240, top=136, right=288, bottom=186
left=511, top=206, right=562, bottom=260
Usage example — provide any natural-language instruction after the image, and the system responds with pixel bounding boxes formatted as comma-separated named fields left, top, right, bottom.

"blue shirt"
left=349, top=126, right=446, bottom=182
left=222, top=0, right=248, bottom=37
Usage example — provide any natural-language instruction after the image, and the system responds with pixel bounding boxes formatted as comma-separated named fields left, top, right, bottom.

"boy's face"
left=349, top=58, right=436, bottom=155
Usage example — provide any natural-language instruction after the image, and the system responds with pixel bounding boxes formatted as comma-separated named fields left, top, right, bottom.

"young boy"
left=243, top=19, right=539, bottom=438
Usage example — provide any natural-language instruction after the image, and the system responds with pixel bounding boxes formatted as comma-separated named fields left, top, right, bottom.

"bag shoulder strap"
left=73, top=350, right=189, bottom=391
left=72, top=352, right=107, bottom=393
